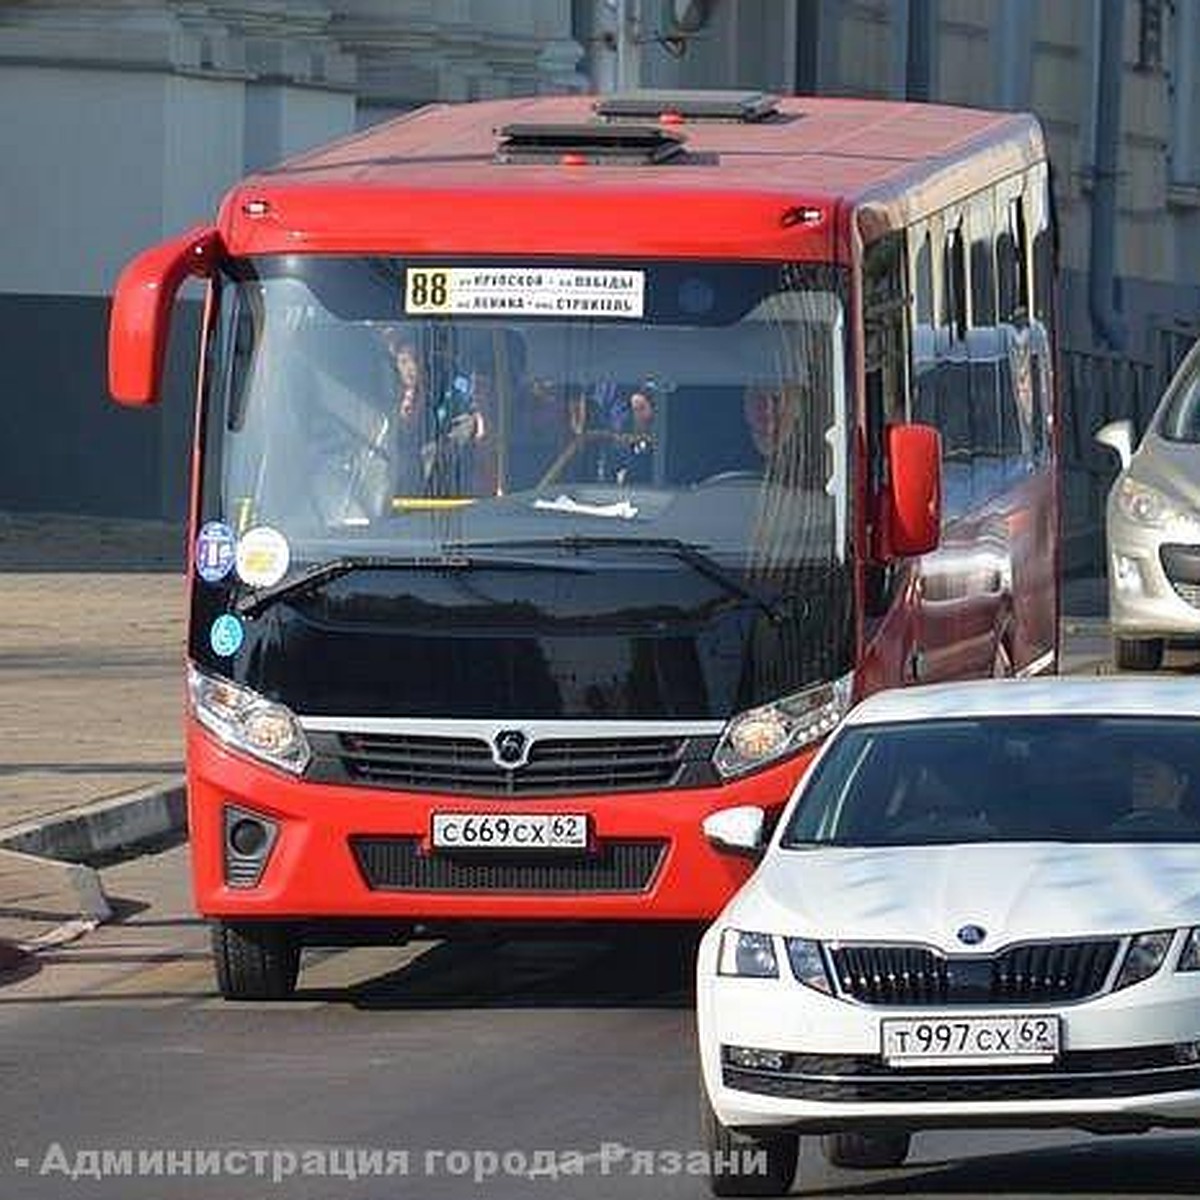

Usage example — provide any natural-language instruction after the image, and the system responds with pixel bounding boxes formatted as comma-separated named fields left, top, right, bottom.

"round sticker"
left=194, top=521, right=236, bottom=583
left=210, top=614, right=245, bottom=657
left=235, top=526, right=290, bottom=589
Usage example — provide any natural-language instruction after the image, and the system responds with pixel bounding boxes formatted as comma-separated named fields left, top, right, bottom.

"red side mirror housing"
left=883, top=423, right=942, bottom=557
left=108, top=225, right=220, bottom=406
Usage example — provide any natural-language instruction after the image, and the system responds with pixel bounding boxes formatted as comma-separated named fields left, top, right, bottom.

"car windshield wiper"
left=234, top=551, right=580, bottom=618
left=448, top=535, right=787, bottom=623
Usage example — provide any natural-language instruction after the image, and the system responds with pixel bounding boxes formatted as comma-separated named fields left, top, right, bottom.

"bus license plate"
left=431, top=813, right=588, bottom=851
left=881, top=1015, right=1060, bottom=1067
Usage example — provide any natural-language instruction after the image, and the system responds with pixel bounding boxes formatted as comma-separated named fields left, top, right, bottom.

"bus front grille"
left=350, top=836, right=668, bottom=893
left=311, top=731, right=717, bottom=796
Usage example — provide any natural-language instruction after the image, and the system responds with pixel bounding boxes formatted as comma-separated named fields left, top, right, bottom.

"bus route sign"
left=404, top=266, right=645, bottom=318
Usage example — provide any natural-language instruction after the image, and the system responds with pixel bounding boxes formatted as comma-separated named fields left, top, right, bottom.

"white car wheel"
left=700, top=1086, right=798, bottom=1196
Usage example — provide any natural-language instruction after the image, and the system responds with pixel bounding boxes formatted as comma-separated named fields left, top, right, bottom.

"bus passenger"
left=564, top=379, right=655, bottom=484
left=384, top=333, right=490, bottom=498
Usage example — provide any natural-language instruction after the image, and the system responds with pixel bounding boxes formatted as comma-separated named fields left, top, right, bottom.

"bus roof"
left=216, top=94, right=1045, bottom=260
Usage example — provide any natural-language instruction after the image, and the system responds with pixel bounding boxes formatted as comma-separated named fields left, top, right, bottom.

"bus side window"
left=938, top=220, right=970, bottom=519
left=910, top=230, right=935, bottom=428
left=863, top=230, right=910, bottom=614
left=967, top=192, right=1002, bottom=504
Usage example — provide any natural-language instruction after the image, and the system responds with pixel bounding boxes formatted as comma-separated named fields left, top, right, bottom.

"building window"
left=1137, top=0, right=1164, bottom=71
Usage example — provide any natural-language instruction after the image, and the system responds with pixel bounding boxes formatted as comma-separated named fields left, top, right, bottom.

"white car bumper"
left=698, top=961, right=1200, bottom=1134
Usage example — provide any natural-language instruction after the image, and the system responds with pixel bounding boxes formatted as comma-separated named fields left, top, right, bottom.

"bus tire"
left=701, top=1084, right=798, bottom=1196
left=1114, top=637, right=1164, bottom=672
left=821, top=1130, right=911, bottom=1169
left=212, top=921, right=300, bottom=1000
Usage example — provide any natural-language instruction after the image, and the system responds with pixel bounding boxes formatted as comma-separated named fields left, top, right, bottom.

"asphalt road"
left=1, top=844, right=1198, bottom=1200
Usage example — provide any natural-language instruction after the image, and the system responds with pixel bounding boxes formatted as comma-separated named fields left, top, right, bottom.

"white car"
left=697, top=677, right=1200, bottom=1196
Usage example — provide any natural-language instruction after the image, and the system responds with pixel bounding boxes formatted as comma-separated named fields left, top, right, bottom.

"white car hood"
left=736, top=842, right=1200, bottom=952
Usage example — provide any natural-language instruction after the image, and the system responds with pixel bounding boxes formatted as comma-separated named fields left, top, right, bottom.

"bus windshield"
left=203, top=257, right=850, bottom=578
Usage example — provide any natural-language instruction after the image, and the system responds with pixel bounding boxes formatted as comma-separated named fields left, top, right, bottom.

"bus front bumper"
left=187, top=725, right=806, bottom=926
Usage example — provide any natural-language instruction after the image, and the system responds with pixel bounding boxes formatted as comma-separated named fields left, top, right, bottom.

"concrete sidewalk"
left=0, top=512, right=188, bottom=959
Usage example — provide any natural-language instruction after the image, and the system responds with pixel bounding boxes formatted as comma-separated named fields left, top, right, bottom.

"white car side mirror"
left=1095, top=419, right=1134, bottom=471
left=703, top=805, right=766, bottom=855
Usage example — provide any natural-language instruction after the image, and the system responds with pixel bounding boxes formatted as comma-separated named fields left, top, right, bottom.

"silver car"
left=1096, top=336, right=1200, bottom=670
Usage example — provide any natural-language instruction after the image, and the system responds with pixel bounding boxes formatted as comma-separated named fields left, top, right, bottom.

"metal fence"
left=1060, top=326, right=1197, bottom=579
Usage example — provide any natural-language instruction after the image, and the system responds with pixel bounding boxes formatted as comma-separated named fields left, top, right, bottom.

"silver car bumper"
left=1106, top=514, right=1200, bottom=640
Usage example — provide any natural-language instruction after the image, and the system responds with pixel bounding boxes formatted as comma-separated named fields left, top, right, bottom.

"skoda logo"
left=956, top=924, right=987, bottom=946
left=492, top=729, right=530, bottom=769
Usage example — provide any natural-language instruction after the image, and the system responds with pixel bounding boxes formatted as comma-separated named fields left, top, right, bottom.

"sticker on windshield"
left=194, top=521, right=237, bottom=583
left=209, top=614, right=245, bottom=658
left=404, top=267, right=645, bottom=319
left=235, top=526, right=290, bottom=589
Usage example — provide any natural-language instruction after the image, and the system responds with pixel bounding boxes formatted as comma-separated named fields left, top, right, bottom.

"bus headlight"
left=188, top=663, right=311, bottom=775
left=713, top=673, right=853, bottom=779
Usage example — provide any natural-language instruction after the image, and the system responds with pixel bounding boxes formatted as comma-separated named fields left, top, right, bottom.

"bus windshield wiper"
left=234, top=551, right=578, bottom=618
left=448, top=536, right=787, bottom=623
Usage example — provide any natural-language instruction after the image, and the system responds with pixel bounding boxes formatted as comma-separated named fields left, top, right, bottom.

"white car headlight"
left=188, top=663, right=311, bottom=775
left=1115, top=477, right=1198, bottom=532
left=718, top=929, right=779, bottom=978
left=1177, top=928, right=1200, bottom=972
left=713, top=673, right=853, bottom=778
left=784, top=937, right=833, bottom=994
left=1113, top=930, right=1174, bottom=991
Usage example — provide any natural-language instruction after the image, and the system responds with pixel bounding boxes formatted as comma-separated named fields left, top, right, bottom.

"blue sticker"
left=195, top=521, right=237, bottom=583
left=210, top=613, right=245, bottom=657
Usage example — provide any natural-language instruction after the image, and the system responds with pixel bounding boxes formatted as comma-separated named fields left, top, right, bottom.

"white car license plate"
left=431, top=813, right=588, bottom=851
left=881, top=1015, right=1060, bottom=1067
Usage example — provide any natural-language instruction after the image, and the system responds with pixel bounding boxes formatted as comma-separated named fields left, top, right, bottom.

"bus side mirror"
left=883, top=423, right=942, bottom=557
left=108, top=225, right=220, bottom=406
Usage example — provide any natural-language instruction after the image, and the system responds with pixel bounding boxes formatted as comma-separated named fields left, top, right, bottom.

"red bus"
left=108, top=91, right=1059, bottom=999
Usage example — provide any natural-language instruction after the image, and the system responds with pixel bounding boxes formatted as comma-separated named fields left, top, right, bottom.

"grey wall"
left=0, top=0, right=583, bottom=523
left=0, top=296, right=199, bottom=519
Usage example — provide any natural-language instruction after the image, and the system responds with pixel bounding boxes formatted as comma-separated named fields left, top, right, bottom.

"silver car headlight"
left=1176, top=928, right=1200, bottom=972
left=188, top=663, right=311, bottom=775
left=713, top=673, right=853, bottom=779
left=1115, top=477, right=1196, bottom=531
left=1113, top=930, right=1174, bottom=991
left=717, top=929, right=779, bottom=978
left=784, top=937, right=833, bottom=994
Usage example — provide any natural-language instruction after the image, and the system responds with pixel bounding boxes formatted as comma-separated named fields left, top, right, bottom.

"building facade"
left=0, top=0, right=1195, bottom=579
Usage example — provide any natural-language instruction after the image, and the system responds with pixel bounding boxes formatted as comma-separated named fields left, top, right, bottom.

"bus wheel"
left=1114, top=637, right=1164, bottom=672
left=211, top=921, right=300, bottom=1000
left=821, top=1130, right=910, bottom=1169
left=700, top=1085, right=798, bottom=1196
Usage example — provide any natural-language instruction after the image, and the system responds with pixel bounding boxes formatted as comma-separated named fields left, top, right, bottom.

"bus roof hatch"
left=494, top=122, right=686, bottom=165
left=593, top=89, right=780, bottom=123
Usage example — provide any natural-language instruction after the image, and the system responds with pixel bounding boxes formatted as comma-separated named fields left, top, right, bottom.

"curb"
left=0, top=778, right=187, bottom=864
left=0, top=779, right=187, bottom=934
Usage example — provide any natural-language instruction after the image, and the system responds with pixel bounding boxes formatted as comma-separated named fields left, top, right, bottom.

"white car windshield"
left=783, top=716, right=1200, bottom=846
